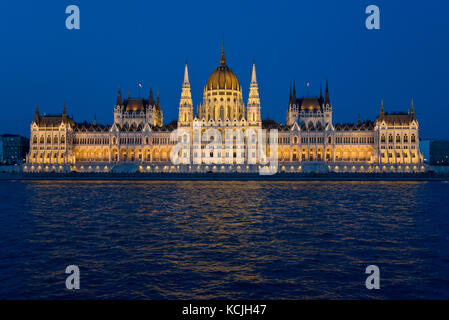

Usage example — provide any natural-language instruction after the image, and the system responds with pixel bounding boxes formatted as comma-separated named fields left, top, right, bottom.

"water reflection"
left=0, top=180, right=448, bottom=299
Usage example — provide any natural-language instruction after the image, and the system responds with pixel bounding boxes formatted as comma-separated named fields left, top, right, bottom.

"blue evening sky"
left=0, top=0, right=448, bottom=138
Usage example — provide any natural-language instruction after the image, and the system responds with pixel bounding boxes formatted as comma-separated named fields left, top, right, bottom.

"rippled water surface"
left=1, top=180, right=449, bottom=299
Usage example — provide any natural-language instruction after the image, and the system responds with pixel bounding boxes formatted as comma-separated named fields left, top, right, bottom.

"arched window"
left=328, top=136, right=332, bottom=144
left=294, top=136, right=298, bottom=144
left=47, top=136, right=51, bottom=144
left=411, top=134, right=416, bottom=143
left=33, top=136, right=37, bottom=144
left=388, top=135, right=393, bottom=143
left=403, top=135, right=408, bottom=143
left=54, top=136, right=58, bottom=144
left=40, top=136, right=44, bottom=144
left=396, top=135, right=401, bottom=143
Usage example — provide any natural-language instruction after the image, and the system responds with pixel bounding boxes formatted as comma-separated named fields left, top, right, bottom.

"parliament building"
left=24, top=45, right=424, bottom=173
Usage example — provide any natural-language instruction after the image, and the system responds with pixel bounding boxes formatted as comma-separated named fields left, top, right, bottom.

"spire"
left=289, top=86, right=292, bottom=104
left=220, top=40, right=226, bottom=65
left=410, top=99, right=415, bottom=119
left=116, top=82, right=122, bottom=106
left=179, top=63, right=193, bottom=107
left=179, top=62, right=193, bottom=124
left=183, top=62, right=190, bottom=84
left=251, top=62, right=257, bottom=84
left=62, top=103, right=67, bottom=122
left=34, top=104, right=40, bottom=123
left=149, top=84, right=155, bottom=105
left=93, top=114, right=97, bottom=126
left=248, top=62, right=260, bottom=108
left=156, top=90, right=160, bottom=109
left=380, top=99, right=384, bottom=116
left=357, top=114, right=361, bottom=126
left=324, top=78, right=330, bottom=105
left=292, top=80, right=296, bottom=102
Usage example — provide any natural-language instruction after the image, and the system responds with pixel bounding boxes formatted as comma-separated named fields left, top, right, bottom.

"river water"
left=1, top=180, right=448, bottom=299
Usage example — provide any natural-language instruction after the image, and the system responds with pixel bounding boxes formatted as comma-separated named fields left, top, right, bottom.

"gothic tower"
left=286, top=81, right=298, bottom=126
left=247, top=62, right=261, bottom=126
left=178, top=62, right=193, bottom=127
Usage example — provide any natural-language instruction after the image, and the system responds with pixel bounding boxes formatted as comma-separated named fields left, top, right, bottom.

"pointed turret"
left=178, top=62, right=193, bottom=125
left=93, top=114, right=97, bottom=126
left=292, top=80, right=296, bottom=103
left=251, top=61, right=257, bottom=83
left=247, top=62, right=261, bottom=124
left=410, top=99, right=415, bottom=119
left=149, top=84, right=155, bottom=105
left=324, top=79, right=330, bottom=106
left=128, top=89, right=131, bottom=100
left=179, top=63, right=192, bottom=105
left=248, top=62, right=260, bottom=105
left=380, top=99, right=384, bottom=117
left=116, top=83, right=122, bottom=106
left=184, top=61, right=190, bottom=84
left=34, top=104, right=40, bottom=124
left=220, top=41, right=226, bottom=66
left=357, top=114, right=361, bottom=126
left=62, top=103, right=67, bottom=122
left=156, top=90, right=160, bottom=110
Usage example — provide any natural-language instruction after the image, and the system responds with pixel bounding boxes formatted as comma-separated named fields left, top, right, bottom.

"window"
left=411, top=135, right=416, bottom=143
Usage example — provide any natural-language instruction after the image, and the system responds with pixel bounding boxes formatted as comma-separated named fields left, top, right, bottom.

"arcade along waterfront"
left=1, top=180, right=449, bottom=299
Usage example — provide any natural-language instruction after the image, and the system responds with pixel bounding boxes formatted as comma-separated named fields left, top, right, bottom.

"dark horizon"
left=1, top=0, right=448, bottom=139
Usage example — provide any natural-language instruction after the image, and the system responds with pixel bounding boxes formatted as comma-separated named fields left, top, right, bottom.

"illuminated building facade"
left=25, top=45, right=424, bottom=173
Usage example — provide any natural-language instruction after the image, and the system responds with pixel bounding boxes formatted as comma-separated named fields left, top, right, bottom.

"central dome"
left=206, top=45, right=240, bottom=91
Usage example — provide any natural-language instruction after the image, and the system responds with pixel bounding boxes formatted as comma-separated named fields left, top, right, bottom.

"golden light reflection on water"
left=2, top=180, right=448, bottom=299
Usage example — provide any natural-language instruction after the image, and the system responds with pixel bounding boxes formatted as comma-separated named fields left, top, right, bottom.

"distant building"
left=0, top=134, right=29, bottom=165
left=429, top=141, right=449, bottom=165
